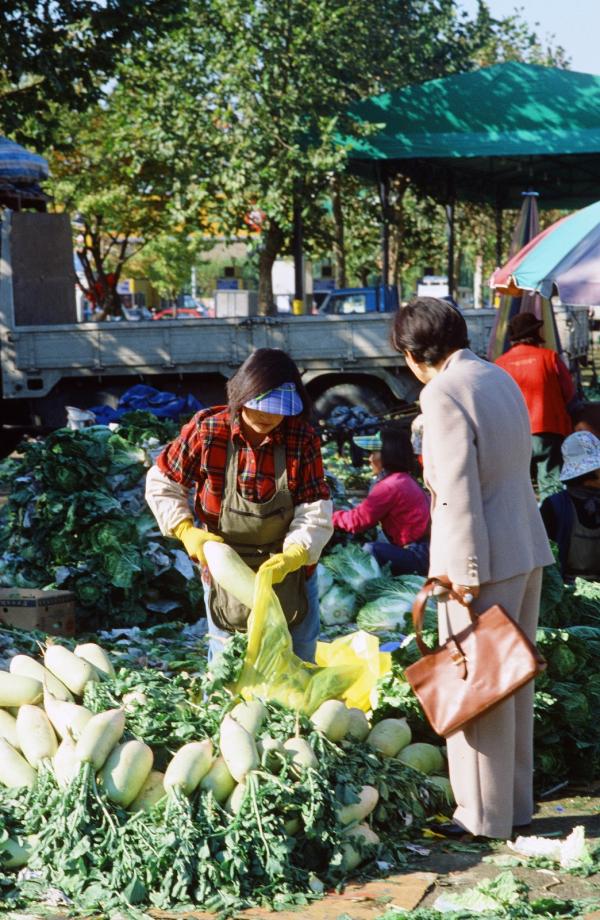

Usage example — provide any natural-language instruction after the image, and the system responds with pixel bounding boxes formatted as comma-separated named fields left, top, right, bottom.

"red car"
left=152, top=307, right=206, bottom=320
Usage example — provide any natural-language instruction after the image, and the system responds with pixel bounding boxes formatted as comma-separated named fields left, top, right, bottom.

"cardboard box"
left=0, top=588, right=76, bottom=636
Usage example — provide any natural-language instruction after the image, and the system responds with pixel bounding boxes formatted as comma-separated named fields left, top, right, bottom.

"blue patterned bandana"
left=353, top=432, right=382, bottom=452
left=244, top=382, right=302, bottom=416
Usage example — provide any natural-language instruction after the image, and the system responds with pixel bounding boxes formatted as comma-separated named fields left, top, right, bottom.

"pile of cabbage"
left=317, top=543, right=436, bottom=634
left=0, top=414, right=202, bottom=628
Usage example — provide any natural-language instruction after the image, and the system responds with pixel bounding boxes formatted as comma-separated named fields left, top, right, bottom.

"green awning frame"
left=344, top=62, right=600, bottom=210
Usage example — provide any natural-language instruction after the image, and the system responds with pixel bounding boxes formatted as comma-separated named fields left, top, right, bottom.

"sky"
left=458, top=0, right=600, bottom=76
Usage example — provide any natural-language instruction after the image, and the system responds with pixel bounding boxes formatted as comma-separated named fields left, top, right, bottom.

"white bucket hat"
left=559, top=430, right=600, bottom=482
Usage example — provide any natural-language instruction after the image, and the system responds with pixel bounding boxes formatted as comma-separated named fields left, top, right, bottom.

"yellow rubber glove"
left=258, top=544, right=308, bottom=585
left=173, top=519, right=224, bottom=565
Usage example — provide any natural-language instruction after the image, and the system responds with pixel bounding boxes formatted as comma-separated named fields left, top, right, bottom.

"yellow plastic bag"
left=315, top=631, right=392, bottom=712
left=233, top=571, right=390, bottom=715
left=231, top=571, right=356, bottom=714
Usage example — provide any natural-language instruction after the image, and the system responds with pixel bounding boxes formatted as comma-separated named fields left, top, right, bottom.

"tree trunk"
left=258, top=220, right=284, bottom=316
left=331, top=176, right=346, bottom=288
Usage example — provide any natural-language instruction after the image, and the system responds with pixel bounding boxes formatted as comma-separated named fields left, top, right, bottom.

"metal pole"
left=495, top=201, right=504, bottom=266
left=445, top=201, right=455, bottom=298
left=292, top=185, right=304, bottom=314
left=379, top=172, right=390, bottom=287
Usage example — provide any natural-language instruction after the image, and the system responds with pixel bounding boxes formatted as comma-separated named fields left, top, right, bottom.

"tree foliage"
left=18, top=0, right=573, bottom=312
left=0, top=0, right=186, bottom=142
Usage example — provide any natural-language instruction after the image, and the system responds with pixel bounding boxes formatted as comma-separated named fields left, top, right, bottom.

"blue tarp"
left=90, top=384, right=204, bottom=425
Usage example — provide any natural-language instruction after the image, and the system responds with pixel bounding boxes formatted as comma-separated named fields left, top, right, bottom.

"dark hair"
left=571, top=403, right=600, bottom=440
left=227, top=348, right=312, bottom=419
left=510, top=334, right=543, bottom=346
left=380, top=424, right=417, bottom=475
left=565, top=472, right=592, bottom=488
left=391, top=297, right=469, bottom=365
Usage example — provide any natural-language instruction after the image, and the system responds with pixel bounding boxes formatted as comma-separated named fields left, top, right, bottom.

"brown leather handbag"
left=404, top=577, right=546, bottom=738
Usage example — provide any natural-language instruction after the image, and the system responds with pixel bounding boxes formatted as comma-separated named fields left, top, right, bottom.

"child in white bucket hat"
left=541, top=431, right=600, bottom=581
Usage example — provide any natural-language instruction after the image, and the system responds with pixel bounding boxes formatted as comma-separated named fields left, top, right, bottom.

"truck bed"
left=2, top=310, right=498, bottom=400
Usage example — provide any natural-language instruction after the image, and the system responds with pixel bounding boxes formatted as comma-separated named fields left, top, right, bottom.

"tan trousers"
left=438, top=567, right=543, bottom=838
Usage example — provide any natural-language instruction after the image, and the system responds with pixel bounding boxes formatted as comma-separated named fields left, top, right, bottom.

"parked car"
left=152, top=306, right=206, bottom=320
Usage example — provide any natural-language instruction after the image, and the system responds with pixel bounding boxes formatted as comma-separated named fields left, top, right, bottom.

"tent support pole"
left=379, top=171, right=390, bottom=287
left=495, top=200, right=504, bottom=266
left=445, top=200, right=455, bottom=297
left=292, top=181, right=304, bottom=313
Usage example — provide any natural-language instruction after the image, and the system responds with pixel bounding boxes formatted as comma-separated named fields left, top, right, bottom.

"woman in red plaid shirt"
left=145, top=348, right=333, bottom=662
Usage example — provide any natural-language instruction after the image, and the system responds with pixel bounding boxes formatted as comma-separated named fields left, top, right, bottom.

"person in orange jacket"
left=495, top=312, right=575, bottom=500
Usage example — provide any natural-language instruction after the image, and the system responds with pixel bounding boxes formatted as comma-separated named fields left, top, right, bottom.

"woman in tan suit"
left=392, top=297, right=553, bottom=840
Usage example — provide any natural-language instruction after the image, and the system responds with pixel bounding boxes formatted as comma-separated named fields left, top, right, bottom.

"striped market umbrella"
left=490, top=197, right=600, bottom=307
left=487, top=192, right=561, bottom=359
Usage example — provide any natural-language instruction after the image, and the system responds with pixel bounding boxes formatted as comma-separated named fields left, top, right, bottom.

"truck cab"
left=318, top=285, right=399, bottom=315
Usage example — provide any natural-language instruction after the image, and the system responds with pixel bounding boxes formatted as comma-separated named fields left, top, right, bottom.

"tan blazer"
left=420, top=348, right=553, bottom=586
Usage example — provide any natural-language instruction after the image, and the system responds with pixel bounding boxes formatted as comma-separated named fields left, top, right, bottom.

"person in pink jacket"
left=332, top=426, right=430, bottom=575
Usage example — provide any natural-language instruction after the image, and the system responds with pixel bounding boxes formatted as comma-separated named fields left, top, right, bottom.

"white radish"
left=397, top=742, right=445, bottom=775
left=163, top=740, right=213, bottom=797
left=200, top=756, right=236, bottom=804
left=310, top=700, right=350, bottom=742
left=230, top=700, right=267, bottom=736
left=0, top=671, right=42, bottom=707
left=220, top=716, right=258, bottom=783
left=284, top=816, right=302, bottom=836
left=0, top=835, right=34, bottom=869
left=16, top=705, right=57, bottom=768
left=53, top=737, right=79, bottom=788
left=0, top=709, right=19, bottom=750
left=345, top=708, right=371, bottom=742
left=75, top=708, right=125, bottom=770
left=224, top=782, right=248, bottom=815
left=122, top=690, right=147, bottom=712
left=99, top=739, right=153, bottom=807
left=43, top=690, right=93, bottom=740
left=0, top=738, right=36, bottom=789
left=366, top=718, right=411, bottom=758
left=257, top=736, right=286, bottom=773
left=129, top=771, right=165, bottom=813
left=336, top=785, right=379, bottom=826
left=74, top=643, right=115, bottom=679
left=10, top=655, right=73, bottom=701
left=284, top=737, right=318, bottom=771
left=341, top=823, right=380, bottom=872
left=44, top=645, right=98, bottom=697
left=204, top=543, right=256, bottom=608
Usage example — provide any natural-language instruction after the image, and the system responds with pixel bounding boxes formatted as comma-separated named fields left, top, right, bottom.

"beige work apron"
left=208, top=437, right=308, bottom=631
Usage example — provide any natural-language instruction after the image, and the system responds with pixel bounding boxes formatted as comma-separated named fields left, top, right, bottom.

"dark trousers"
left=531, top=433, right=564, bottom=501
left=363, top=539, right=429, bottom=576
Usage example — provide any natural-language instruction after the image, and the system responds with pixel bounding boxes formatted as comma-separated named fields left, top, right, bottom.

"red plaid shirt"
left=157, top=406, right=330, bottom=527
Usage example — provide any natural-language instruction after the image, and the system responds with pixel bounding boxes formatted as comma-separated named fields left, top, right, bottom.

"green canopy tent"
left=341, top=62, right=600, bottom=289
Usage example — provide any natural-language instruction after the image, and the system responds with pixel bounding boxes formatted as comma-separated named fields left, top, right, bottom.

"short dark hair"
left=380, top=424, right=417, bottom=475
left=227, top=348, right=312, bottom=419
left=511, top=335, right=543, bottom=346
left=391, top=297, right=469, bottom=365
left=572, top=402, right=600, bottom=440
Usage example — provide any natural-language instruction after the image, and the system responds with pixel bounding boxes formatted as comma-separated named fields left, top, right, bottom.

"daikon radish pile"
left=44, top=645, right=98, bottom=697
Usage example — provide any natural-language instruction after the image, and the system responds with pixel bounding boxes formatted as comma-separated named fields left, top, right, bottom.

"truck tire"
left=313, top=383, right=393, bottom=421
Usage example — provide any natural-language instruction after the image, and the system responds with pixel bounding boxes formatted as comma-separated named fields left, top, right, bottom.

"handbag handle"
left=412, top=576, right=473, bottom=656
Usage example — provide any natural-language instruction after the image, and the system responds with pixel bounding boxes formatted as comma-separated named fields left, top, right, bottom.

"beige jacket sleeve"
left=145, top=464, right=193, bottom=536
left=421, top=386, right=490, bottom=586
left=284, top=499, right=334, bottom=565
left=146, top=464, right=333, bottom=563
